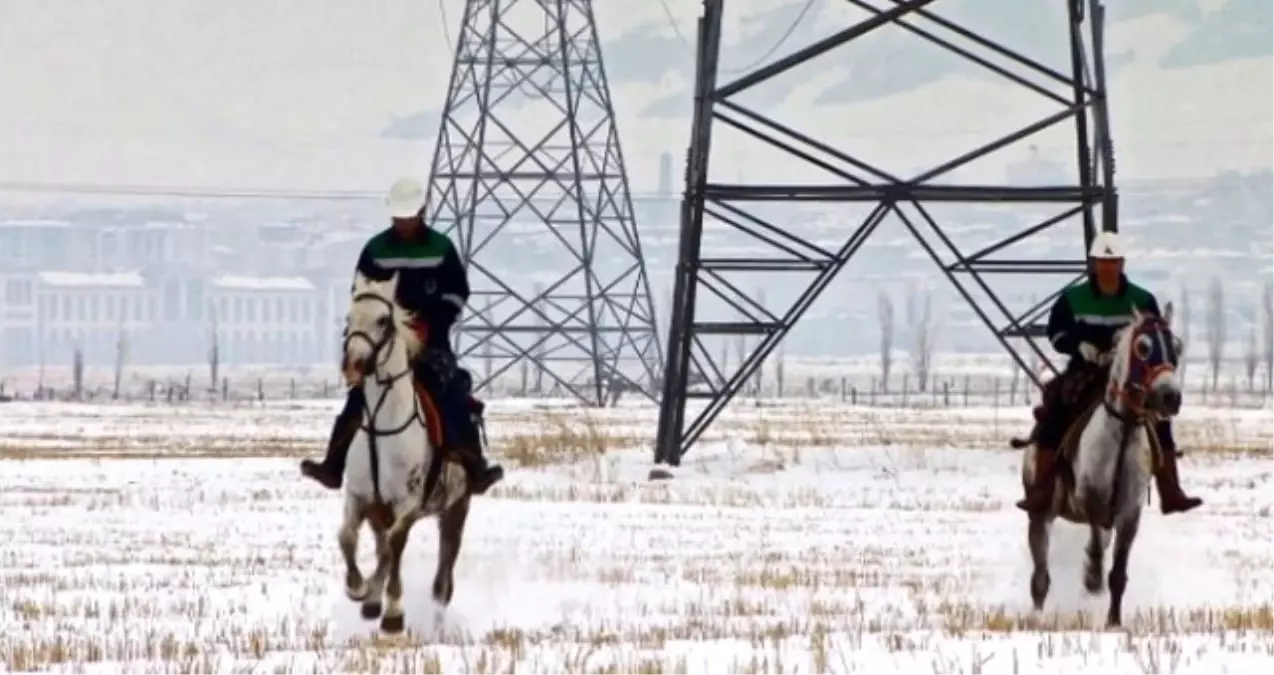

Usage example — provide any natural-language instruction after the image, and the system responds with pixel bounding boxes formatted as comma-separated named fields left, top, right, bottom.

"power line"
left=0, top=181, right=382, bottom=201
left=655, top=0, right=818, bottom=74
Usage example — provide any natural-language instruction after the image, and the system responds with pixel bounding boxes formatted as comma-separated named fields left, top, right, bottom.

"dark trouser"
left=1155, top=419, right=1175, bottom=453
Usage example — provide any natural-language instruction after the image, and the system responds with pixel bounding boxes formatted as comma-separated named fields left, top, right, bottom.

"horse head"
left=1107, top=304, right=1183, bottom=419
left=342, top=272, right=423, bottom=387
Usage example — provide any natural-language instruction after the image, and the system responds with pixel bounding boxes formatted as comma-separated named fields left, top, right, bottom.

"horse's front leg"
left=338, top=497, right=369, bottom=602
left=1107, top=509, right=1142, bottom=628
left=1084, top=524, right=1110, bottom=594
left=1028, top=513, right=1052, bottom=611
left=433, top=495, right=471, bottom=607
left=380, top=510, right=421, bottom=634
left=359, top=528, right=390, bottom=620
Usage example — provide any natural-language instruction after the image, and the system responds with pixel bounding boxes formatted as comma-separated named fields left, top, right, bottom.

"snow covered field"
left=1, top=399, right=1271, bottom=673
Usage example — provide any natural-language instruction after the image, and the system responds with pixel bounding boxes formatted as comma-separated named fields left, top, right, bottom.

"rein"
left=344, top=292, right=427, bottom=506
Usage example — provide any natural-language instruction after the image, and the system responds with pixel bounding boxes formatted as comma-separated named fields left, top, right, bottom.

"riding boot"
left=1016, top=446, right=1058, bottom=513
left=458, top=416, right=504, bottom=495
left=300, top=389, right=363, bottom=490
left=1154, top=445, right=1203, bottom=515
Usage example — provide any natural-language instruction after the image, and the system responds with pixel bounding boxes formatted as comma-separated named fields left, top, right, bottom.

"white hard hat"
left=386, top=176, right=426, bottom=218
left=1088, top=230, right=1125, bottom=259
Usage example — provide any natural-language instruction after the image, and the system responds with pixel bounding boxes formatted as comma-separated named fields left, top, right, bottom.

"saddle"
left=408, top=378, right=488, bottom=456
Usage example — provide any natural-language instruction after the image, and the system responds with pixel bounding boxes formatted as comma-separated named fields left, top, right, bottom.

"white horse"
left=337, top=271, right=472, bottom=634
left=1025, top=305, right=1183, bottom=627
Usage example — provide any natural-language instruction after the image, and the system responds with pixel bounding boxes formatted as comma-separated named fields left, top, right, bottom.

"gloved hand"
left=1078, top=342, right=1107, bottom=365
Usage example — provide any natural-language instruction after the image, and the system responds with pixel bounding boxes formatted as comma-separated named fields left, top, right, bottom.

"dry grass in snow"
left=0, top=399, right=1270, bottom=673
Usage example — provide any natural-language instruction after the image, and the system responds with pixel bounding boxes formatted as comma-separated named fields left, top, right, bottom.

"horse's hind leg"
left=380, top=512, right=420, bottom=634
left=338, top=498, right=368, bottom=602
left=1106, top=510, right=1142, bottom=628
left=1028, top=514, right=1052, bottom=611
left=1084, top=524, right=1109, bottom=594
left=433, top=495, right=471, bottom=607
left=359, top=527, right=390, bottom=620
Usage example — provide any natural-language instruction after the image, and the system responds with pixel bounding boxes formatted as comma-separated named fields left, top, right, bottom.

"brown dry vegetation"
left=1, top=404, right=1266, bottom=463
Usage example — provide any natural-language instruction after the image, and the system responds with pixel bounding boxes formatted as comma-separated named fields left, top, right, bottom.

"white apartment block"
left=35, top=271, right=158, bottom=366
left=0, top=273, right=37, bottom=366
left=209, top=275, right=321, bottom=365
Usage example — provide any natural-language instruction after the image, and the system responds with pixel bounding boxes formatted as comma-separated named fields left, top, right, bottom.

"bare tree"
left=112, top=325, right=129, bottom=400
left=877, top=292, right=895, bottom=392
left=904, top=279, right=919, bottom=329
left=1205, top=277, right=1226, bottom=391
left=1263, top=279, right=1273, bottom=392
left=753, top=287, right=766, bottom=395
left=912, top=289, right=936, bottom=392
left=72, top=345, right=84, bottom=401
left=1244, top=324, right=1258, bottom=391
left=208, top=308, right=221, bottom=391
left=533, top=283, right=546, bottom=393
left=775, top=338, right=786, bottom=398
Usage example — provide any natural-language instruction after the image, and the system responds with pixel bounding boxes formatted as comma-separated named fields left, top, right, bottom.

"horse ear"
left=1162, top=300, right=1174, bottom=326
left=1130, top=305, right=1142, bottom=325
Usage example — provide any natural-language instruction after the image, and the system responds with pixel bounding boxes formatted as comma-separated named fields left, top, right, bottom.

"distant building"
left=35, top=271, right=157, bottom=366
left=0, top=272, right=37, bottom=366
left=209, top=275, right=319, bottom=364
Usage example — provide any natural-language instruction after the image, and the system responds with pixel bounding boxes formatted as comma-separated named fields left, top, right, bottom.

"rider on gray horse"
left=1017, top=230, right=1203, bottom=516
left=300, top=176, right=505, bottom=495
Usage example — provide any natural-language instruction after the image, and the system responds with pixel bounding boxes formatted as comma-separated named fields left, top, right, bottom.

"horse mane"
left=351, top=272, right=424, bottom=360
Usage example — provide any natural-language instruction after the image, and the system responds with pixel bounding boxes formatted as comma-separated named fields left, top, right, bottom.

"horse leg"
left=1028, top=513, right=1052, bottom=611
left=338, top=498, right=369, bottom=602
left=358, top=526, right=390, bottom=620
left=1106, top=509, right=1142, bottom=628
left=432, top=495, right=471, bottom=607
left=380, top=511, right=420, bottom=634
left=1084, top=524, right=1109, bottom=594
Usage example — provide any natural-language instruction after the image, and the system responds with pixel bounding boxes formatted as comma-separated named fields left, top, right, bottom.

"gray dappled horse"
left=1023, top=307, right=1183, bottom=628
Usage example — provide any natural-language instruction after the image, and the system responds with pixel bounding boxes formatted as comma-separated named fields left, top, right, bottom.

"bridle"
left=343, top=291, right=428, bottom=503
left=1104, top=316, right=1178, bottom=422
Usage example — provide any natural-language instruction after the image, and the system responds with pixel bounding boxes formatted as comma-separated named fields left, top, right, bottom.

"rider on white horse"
left=1017, top=230, right=1203, bottom=515
left=300, top=177, right=505, bottom=495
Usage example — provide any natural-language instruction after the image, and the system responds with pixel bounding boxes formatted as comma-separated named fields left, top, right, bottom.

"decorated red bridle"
left=1107, top=315, right=1177, bottom=419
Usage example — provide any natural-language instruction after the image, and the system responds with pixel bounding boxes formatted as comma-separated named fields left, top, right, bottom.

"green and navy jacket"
left=353, top=224, right=469, bottom=348
left=1047, top=274, right=1161, bottom=361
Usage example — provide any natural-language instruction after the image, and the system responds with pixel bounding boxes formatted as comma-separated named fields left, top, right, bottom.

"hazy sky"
left=0, top=0, right=1269, bottom=193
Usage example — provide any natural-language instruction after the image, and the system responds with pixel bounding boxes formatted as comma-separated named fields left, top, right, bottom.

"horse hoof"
left=380, top=613, right=405, bottom=634
left=360, top=602, right=382, bottom=620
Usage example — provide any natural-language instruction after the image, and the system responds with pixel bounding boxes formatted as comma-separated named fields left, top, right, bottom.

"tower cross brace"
left=655, top=0, right=1118, bottom=467
left=423, top=0, right=664, bottom=406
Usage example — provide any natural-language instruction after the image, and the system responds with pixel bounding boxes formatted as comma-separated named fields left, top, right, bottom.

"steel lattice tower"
left=424, top=0, right=662, bottom=405
left=654, top=0, right=1118, bottom=469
